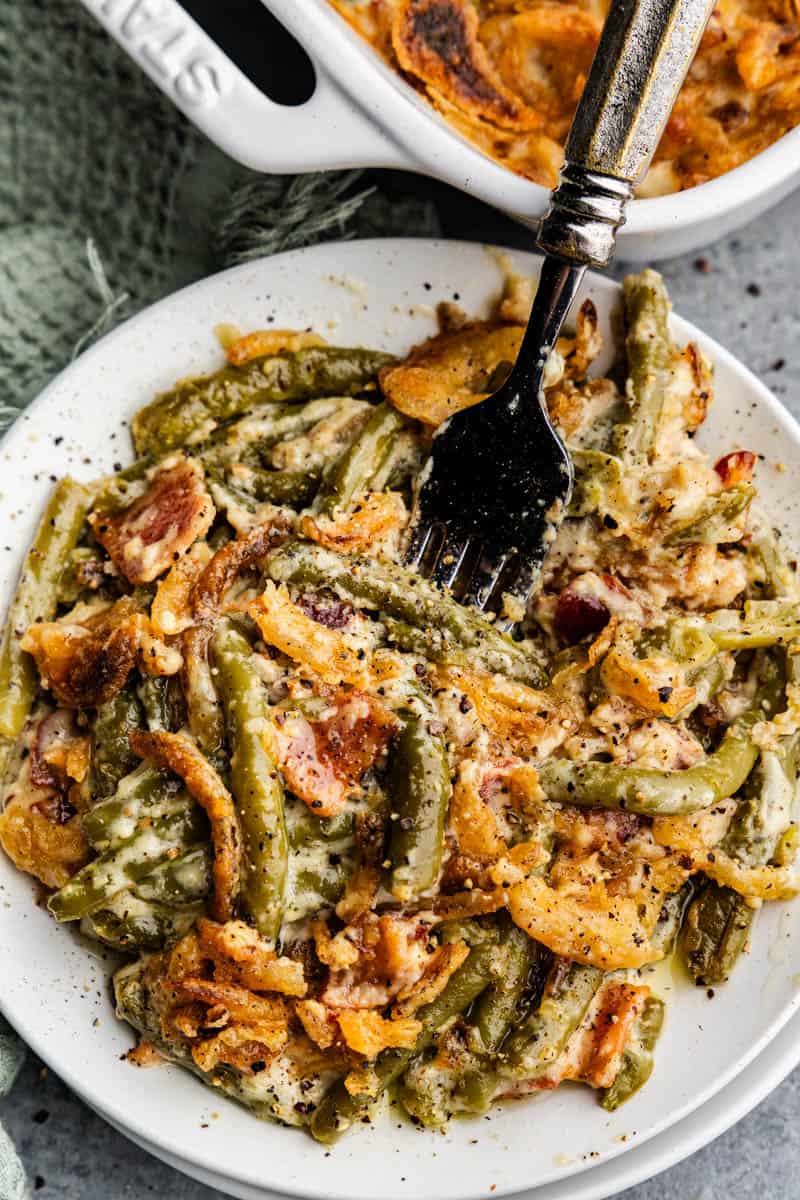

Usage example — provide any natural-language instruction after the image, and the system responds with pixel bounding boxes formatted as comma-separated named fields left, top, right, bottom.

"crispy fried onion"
left=380, top=321, right=524, bottom=427
left=434, top=664, right=576, bottom=753
left=150, top=541, right=212, bottom=637
left=191, top=517, right=293, bottom=626
left=494, top=844, right=689, bottom=970
left=392, top=0, right=537, bottom=131
left=141, top=922, right=307, bottom=1074
left=295, top=997, right=421, bottom=1059
left=21, top=598, right=179, bottom=708
left=130, top=730, right=241, bottom=922
left=391, top=939, right=470, bottom=1017
left=653, top=812, right=800, bottom=901
left=225, top=329, right=326, bottom=366
left=90, top=458, right=215, bottom=585
left=300, top=492, right=408, bottom=553
left=319, top=911, right=447, bottom=1010
left=337, top=1010, right=421, bottom=1058
left=197, top=918, right=307, bottom=996
left=249, top=583, right=404, bottom=688
left=271, top=690, right=398, bottom=817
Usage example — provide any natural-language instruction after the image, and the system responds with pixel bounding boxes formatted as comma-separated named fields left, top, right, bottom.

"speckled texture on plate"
left=1, top=223, right=800, bottom=1200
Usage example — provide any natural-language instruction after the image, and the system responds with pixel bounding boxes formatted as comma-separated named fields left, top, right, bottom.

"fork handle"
left=537, top=0, right=716, bottom=267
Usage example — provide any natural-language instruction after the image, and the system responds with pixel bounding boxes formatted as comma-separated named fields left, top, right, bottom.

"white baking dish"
left=79, top=0, right=800, bottom=260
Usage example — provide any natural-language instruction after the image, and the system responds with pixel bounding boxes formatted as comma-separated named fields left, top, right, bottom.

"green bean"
left=455, top=922, right=541, bottom=1112
left=310, top=923, right=500, bottom=1143
left=387, top=709, right=451, bottom=902
left=206, top=464, right=322, bottom=509
left=134, top=844, right=212, bottom=905
left=201, top=397, right=364, bottom=465
left=681, top=882, right=754, bottom=985
left=695, top=601, right=800, bottom=651
left=84, top=893, right=202, bottom=952
left=568, top=449, right=623, bottom=519
left=211, top=620, right=288, bottom=940
left=316, top=401, right=406, bottom=516
left=268, top=542, right=548, bottom=688
left=91, top=686, right=143, bottom=798
left=748, top=519, right=800, bottom=602
left=682, top=727, right=799, bottom=983
left=540, top=653, right=784, bottom=816
left=616, top=269, right=672, bottom=463
left=0, top=479, right=91, bottom=750
left=137, top=675, right=172, bottom=732
left=50, top=804, right=207, bottom=920
left=284, top=796, right=356, bottom=922
left=499, top=961, right=603, bottom=1082
left=649, top=879, right=697, bottom=959
left=665, top=485, right=755, bottom=545
left=132, top=347, right=394, bottom=458
left=82, top=764, right=188, bottom=850
left=600, top=997, right=664, bottom=1111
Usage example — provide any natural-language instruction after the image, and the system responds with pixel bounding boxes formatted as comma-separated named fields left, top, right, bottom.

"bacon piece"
left=90, top=458, right=215, bottom=585
left=130, top=730, right=241, bottom=922
left=272, top=691, right=398, bottom=816
left=714, top=450, right=756, bottom=487
left=392, top=0, right=535, bottom=130
left=296, top=593, right=353, bottom=631
left=21, top=598, right=148, bottom=708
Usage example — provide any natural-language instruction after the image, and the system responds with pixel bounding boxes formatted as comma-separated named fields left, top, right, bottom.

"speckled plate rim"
left=87, top=1001, right=800, bottom=1200
left=1, top=240, right=800, bottom=1200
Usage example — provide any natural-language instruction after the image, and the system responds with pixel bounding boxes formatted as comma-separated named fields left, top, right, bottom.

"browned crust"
left=130, top=729, right=241, bottom=922
left=392, top=0, right=536, bottom=130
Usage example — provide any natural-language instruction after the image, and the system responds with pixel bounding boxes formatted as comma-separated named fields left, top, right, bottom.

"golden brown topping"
left=225, top=329, right=326, bottom=366
left=380, top=321, right=524, bottom=426
left=392, top=0, right=535, bottom=130
left=130, top=730, right=241, bottom=922
left=90, top=459, right=214, bottom=585
left=197, top=919, right=307, bottom=996
left=392, top=939, right=469, bottom=1016
left=151, top=541, right=212, bottom=637
left=300, top=492, right=408, bottom=553
left=21, top=598, right=150, bottom=708
left=337, top=1009, right=421, bottom=1058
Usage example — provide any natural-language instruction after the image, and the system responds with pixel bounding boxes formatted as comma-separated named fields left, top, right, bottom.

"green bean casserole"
left=2, top=269, right=799, bottom=1140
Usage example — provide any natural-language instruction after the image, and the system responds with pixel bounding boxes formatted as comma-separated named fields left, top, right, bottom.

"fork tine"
left=430, top=529, right=475, bottom=591
left=461, top=548, right=513, bottom=611
left=405, top=522, right=439, bottom=570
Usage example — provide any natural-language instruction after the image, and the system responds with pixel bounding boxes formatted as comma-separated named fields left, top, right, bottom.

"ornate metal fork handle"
left=407, top=0, right=716, bottom=606
left=538, top=0, right=716, bottom=268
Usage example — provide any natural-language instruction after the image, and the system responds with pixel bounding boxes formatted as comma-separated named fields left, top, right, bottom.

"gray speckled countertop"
left=2, top=22, right=800, bottom=1186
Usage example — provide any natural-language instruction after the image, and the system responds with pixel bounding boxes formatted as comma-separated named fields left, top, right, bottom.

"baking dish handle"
left=80, top=0, right=410, bottom=173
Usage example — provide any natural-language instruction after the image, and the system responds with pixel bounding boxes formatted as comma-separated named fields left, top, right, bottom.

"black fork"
left=405, top=0, right=716, bottom=611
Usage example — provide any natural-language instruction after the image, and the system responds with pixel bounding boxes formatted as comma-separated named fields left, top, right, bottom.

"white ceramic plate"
left=87, top=1003, right=800, bottom=1200
left=1, top=240, right=799, bottom=1200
